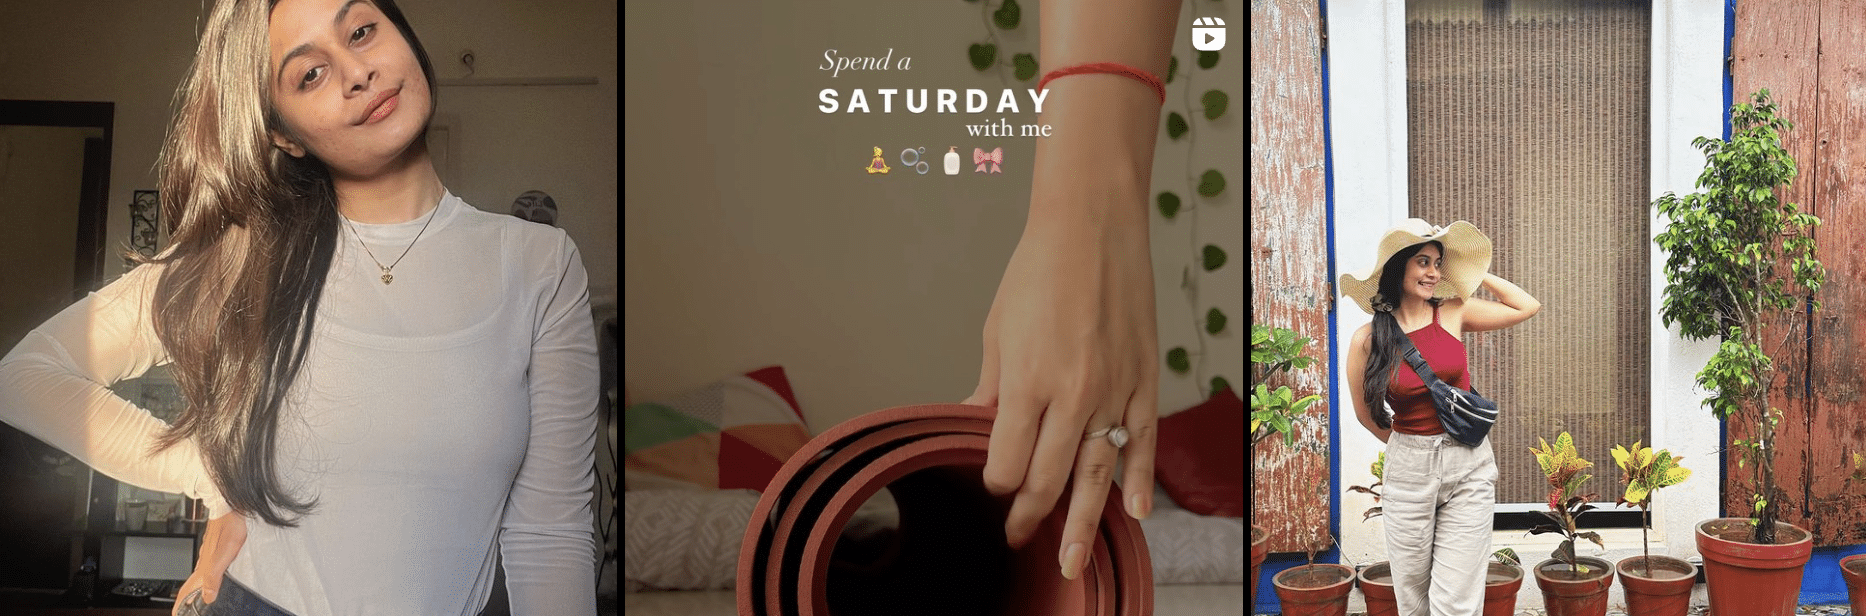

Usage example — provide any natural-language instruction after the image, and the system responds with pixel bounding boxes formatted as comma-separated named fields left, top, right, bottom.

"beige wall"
left=624, top=0, right=1244, bottom=430
left=0, top=126, right=87, bottom=353
left=0, top=0, right=618, bottom=321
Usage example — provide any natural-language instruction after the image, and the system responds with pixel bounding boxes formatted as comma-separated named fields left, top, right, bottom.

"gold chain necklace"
left=343, top=202, right=439, bottom=284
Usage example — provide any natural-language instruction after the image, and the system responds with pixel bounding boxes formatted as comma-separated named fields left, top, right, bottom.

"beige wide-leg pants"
left=1381, top=432, right=1498, bottom=616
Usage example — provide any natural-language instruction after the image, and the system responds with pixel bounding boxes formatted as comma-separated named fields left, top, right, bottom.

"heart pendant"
left=381, top=272, right=393, bottom=285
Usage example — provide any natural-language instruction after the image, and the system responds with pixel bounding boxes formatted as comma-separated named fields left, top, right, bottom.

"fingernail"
left=1060, top=542, right=1086, bottom=580
left=1128, top=493, right=1149, bottom=520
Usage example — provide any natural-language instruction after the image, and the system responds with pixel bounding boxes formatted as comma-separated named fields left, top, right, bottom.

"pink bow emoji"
left=973, top=147, right=1003, bottom=173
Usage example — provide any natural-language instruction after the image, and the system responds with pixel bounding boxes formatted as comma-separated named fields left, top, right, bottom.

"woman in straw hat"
left=1341, top=219, right=1540, bottom=616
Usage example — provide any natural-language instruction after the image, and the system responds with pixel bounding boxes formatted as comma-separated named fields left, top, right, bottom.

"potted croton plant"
left=1350, top=452, right=1524, bottom=616
left=1653, top=88, right=1819, bottom=616
left=1610, top=441, right=1694, bottom=616
left=1526, top=432, right=1612, bottom=616
left=1251, top=324, right=1325, bottom=608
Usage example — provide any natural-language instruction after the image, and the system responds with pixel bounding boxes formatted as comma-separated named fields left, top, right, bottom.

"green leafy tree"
left=1652, top=88, right=1824, bottom=544
left=1528, top=432, right=1603, bottom=574
left=1611, top=441, right=1691, bottom=575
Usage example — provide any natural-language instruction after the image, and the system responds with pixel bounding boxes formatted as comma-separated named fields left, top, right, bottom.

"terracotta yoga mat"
left=737, top=403, right=1153, bottom=616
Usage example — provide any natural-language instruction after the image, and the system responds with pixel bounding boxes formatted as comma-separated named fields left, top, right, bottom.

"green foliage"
left=992, top=0, right=1021, bottom=29
left=1167, top=112, right=1189, bottom=140
left=1157, top=192, right=1181, bottom=219
left=1251, top=324, right=1324, bottom=446
left=1612, top=441, right=1690, bottom=508
left=1613, top=441, right=1691, bottom=570
left=1201, top=90, right=1228, bottom=120
left=1205, top=307, right=1227, bottom=335
left=1166, top=347, right=1190, bottom=373
left=1527, top=432, right=1603, bottom=573
left=1012, top=53, right=1038, bottom=81
left=1346, top=451, right=1387, bottom=522
left=1651, top=89, right=1822, bottom=544
left=1202, top=244, right=1227, bottom=271
left=1197, top=49, right=1219, bottom=69
left=1167, top=55, right=1178, bottom=84
left=1198, top=169, right=1226, bottom=197
left=968, top=43, right=996, bottom=71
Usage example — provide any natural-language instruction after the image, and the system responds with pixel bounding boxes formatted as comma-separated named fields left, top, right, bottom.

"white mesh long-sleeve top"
left=0, top=189, right=600, bottom=616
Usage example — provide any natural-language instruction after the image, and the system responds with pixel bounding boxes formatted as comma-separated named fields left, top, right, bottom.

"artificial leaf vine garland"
left=966, top=0, right=1037, bottom=83
left=1160, top=0, right=1233, bottom=401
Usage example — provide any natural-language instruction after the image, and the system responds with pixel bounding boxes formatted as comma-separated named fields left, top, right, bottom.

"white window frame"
left=1327, top=0, right=1723, bottom=606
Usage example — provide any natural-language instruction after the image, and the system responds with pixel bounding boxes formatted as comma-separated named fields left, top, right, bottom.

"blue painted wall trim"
left=1317, top=0, right=1341, bottom=570
left=1717, top=0, right=1733, bottom=523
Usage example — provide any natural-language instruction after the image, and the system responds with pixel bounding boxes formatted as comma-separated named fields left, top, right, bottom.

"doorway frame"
left=0, top=99, right=112, bottom=299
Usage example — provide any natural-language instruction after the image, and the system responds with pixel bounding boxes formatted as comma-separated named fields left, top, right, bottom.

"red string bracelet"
left=1038, top=62, right=1166, bottom=106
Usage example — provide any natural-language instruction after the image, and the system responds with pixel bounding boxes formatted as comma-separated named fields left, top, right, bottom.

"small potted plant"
left=1348, top=452, right=1396, bottom=616
left=1271, top=527, right=1355, bottom=616
left=1842, top=453, right=1866, bottom=615
left=1610, top=441, right=1695, bottom=616
left=1526, top=432, right=1613, bottom=616
left=1252, top=324, right=1324, bottom=607
left=1483, top=548, right=1526, bottom=616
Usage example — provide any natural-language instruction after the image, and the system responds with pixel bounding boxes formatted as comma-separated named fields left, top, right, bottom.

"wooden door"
left=1250, top=0, right=1332, bottom=554
left=1730, top=0, right=1866, bottom=546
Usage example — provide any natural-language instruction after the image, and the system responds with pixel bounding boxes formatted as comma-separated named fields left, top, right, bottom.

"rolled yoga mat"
left=736, top=403, right=1153, bottom=616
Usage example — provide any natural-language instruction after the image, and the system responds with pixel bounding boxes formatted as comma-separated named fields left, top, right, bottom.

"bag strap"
left=1395, top=330, right=1446, bottom=388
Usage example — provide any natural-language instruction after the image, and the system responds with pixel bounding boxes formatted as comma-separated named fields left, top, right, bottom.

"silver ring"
left=1083, top=425, right=1129, bottom=448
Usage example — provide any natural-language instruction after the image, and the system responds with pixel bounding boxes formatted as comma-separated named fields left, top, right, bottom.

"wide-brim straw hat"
left=1338, top=219, right=1493, bottom=315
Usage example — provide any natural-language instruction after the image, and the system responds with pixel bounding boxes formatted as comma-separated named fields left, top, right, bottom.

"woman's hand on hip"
left=962, top=208, right=1159, bottom=581
left=174, top=510, right=247, bottom=615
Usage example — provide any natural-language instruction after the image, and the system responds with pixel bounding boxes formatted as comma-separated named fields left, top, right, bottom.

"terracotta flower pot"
left=1357, top=559, right=1518, bottom=616
left=1695, top=518, right=1812, bottom=616
left=1357, top=562, right=1397, bottom=616
left=1252, top=525, right=1268, bottom=606
left=1483, top=561, right=1524, bottom=616
left=1839, top=553, right=1866, bottom=616
left=1272, top=563, right=1355, bottom=616
left=1532, top=556, right=1614, bottom=616
left=1616, top=554, right=1695, bottom=616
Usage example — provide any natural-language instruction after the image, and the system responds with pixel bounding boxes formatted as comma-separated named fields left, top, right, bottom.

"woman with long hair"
left=1341, top=219, right=1539, bottom=616
left=0, top=0, right=600, bottom=614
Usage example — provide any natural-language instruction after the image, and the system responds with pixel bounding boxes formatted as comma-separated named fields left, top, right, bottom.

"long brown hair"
left=1360, top=241, right=1441, bottom=430
left=142, top=0, right=437, bottom=527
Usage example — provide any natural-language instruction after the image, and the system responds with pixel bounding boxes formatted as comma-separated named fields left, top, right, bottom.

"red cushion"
left=1153, top=387, right=1245, bottom=517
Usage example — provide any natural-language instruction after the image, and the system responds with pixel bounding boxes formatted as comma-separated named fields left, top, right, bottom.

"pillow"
left=1152, top=386, right=1244, bottom=517
left=624, top=488, right=762, bottom=591
left=624, top=365, right=810, bottom=492
left=1138, top=485, right=1247, bottom=584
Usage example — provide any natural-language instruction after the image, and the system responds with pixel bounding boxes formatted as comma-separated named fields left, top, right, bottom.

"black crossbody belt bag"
left=1396, top=335, right=1498, bottom=448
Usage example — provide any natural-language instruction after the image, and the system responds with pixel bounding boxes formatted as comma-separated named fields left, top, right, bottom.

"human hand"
left=963, top=205, right=1159, bottom=581
left=173, top=510, right=246, bottom=615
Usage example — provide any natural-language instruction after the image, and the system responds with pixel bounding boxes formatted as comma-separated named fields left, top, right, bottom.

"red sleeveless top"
left=1385, top=303, right=1471, bottom=436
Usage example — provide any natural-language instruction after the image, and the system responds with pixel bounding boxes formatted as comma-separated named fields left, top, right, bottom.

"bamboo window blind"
left=1404, top=0, right=1653, bottom=508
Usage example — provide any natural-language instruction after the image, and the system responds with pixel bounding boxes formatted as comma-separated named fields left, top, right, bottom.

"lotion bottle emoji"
left=944, top=146, right=961, bottom=175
